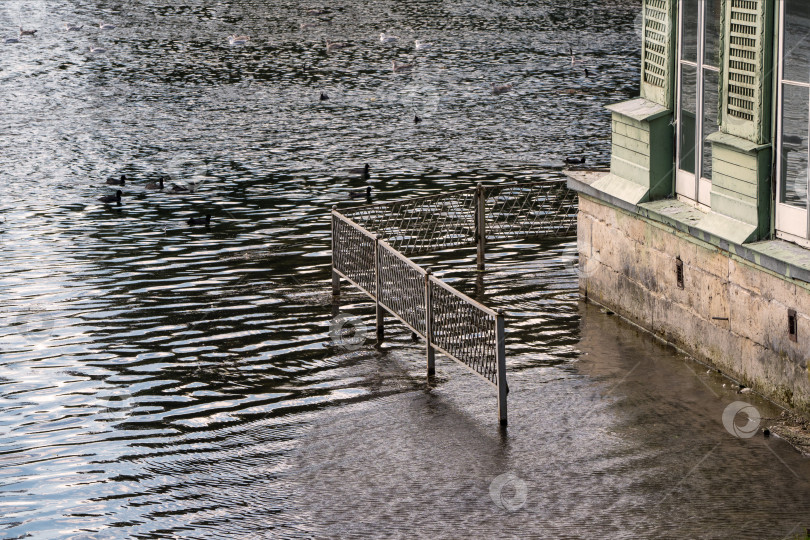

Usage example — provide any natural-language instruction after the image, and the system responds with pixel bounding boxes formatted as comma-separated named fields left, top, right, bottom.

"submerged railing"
left=331, top=180, right=578, bottom=426
left=343, top=181, right=579, bottom=266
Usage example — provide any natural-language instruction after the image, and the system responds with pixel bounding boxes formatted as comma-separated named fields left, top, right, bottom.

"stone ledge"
left=566, top=170, right=810, bottom=287
left=605, top=97, right=671, bottom=123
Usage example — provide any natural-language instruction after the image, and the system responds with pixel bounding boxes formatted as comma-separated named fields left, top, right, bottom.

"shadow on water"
left=1, top=0, right=809, bottom=538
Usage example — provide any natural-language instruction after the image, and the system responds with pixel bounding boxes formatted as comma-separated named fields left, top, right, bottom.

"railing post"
left=331, top=206, right=340, bottom=297
left=425, top=269, right=435, bottom=377
left=374, top=234, right=384, bottom=343
left=476, top=183, right=486, bottom=271
left=496, top=309, right=507, bottom=426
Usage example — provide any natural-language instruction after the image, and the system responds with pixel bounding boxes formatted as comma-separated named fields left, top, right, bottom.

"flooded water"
left=1, top=0, right=809, bottom=538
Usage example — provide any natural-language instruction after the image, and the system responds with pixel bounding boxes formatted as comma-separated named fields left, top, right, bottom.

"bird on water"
left=99, top=190, right=122, bottom=205
left=325, top=40, right=348, bottom=52
left=349, top=186, right=372, bottom=201
left=169, top=183, right=190, bottom=193
left=392, top=60, right=413, bottom=73
left=564, top=157, right=586, bottom=165
left=145, top=177, right=164, bottom=190
left=187, top=214, right=211, bottom=226
left=348, top=163, right=370, bottom=180
left=228, top=35, right=250, bottom=45
left=106, top=175, right=126, bottom=186
left=491, top=83, right=512, bottom=95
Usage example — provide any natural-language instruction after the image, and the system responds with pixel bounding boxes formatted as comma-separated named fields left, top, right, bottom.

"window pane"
left=681, top=0, right=698, bottom=63
left=704, top=0, right=722, bottom=67
left=679, top=63, right=697, bottom=174
left=784, top=0, right=810, bottom=84
left=702, top=69, right=719, bottom=180
left=781, top=84, right=809, bottom=207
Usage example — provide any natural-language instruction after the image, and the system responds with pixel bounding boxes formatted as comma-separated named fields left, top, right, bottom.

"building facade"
left=568, top=0, right=810, bottom=414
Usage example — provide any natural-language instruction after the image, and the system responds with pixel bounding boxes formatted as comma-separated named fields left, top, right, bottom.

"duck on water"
left=99, top=190, right=122, bottom=205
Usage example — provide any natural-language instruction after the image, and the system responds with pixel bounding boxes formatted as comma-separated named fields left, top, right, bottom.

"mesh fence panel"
left=345, top=188, right=477, bottom=255
left=345, top=180, right=577, bottom=253
left=483, top=181, right=579, bottom=241
left=429, top=278, right=498, bottom=384
left=377, top=243, right=427, bottom=336
left=332, top=214, right=376, bottom=296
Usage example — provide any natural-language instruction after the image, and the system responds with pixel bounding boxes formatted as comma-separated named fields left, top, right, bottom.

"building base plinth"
left=578, top=195, right=810, bottom=416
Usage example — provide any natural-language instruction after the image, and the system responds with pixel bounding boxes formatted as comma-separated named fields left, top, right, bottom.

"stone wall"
left=578, top=195, right=810, bottom=415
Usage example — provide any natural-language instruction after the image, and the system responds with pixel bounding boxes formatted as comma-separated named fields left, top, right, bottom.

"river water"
left=1, top=0, right=809, bottom=538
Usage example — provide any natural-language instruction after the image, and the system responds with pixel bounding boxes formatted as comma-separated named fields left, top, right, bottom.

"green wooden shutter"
left=640, top=0, right=676, bottom=109
left=720, top=0, right=773, bottom=144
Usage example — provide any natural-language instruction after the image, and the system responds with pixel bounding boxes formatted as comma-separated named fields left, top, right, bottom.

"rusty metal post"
left=496, top=309, right=507, bottom=426
left=425, top=269, right=435, bottom=377
left=374, top=235, right=384, bottom=343
left=476, top=183, right=486, bottom=271
left=331, top=206, right=340, bottom=297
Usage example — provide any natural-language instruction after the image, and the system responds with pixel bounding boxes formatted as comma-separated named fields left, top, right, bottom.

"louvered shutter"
left=641, top=0, right=676, bottom=108
left=720, top=0, right=773, bottom=143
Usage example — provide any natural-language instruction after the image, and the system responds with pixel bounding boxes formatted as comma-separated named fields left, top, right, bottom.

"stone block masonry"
left=578, top=195, right=810, bottom=415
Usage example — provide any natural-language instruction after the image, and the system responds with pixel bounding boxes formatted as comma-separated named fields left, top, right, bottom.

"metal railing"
left=344, top=180, right=578, bottom=267
left=331, top=211, right=508, bottom=424
left=331, top=179, right=578, bottom=426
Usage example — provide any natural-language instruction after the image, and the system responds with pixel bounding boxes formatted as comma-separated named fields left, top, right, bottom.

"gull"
left=89, top=44, right=107, bottom=54
left=325, top=40, right=347, bottom=52
left=414, top=40, right=432, bottom=50
left=64, top=23, right=83, bottom=31
left=228, top=35, right=250, bottom=45
left=380, top=32, right=399, bottom=43
left=392, top=60, right=413, bottom=73
left=99, top=23, right=116, bottom=30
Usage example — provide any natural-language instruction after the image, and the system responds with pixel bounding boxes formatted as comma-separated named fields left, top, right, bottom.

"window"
left=776, top=0, right=810, bottom=244
left=676, top=0, right=722, bottom=207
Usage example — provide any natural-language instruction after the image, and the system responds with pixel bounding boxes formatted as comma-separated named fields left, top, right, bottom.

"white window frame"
left=775, top=0, right=810, bottom=246
left=675, top=0, right=718, bottom=209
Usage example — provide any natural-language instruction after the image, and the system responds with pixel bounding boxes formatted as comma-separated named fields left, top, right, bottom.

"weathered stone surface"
left=579, top=199, right=810, bottom=418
